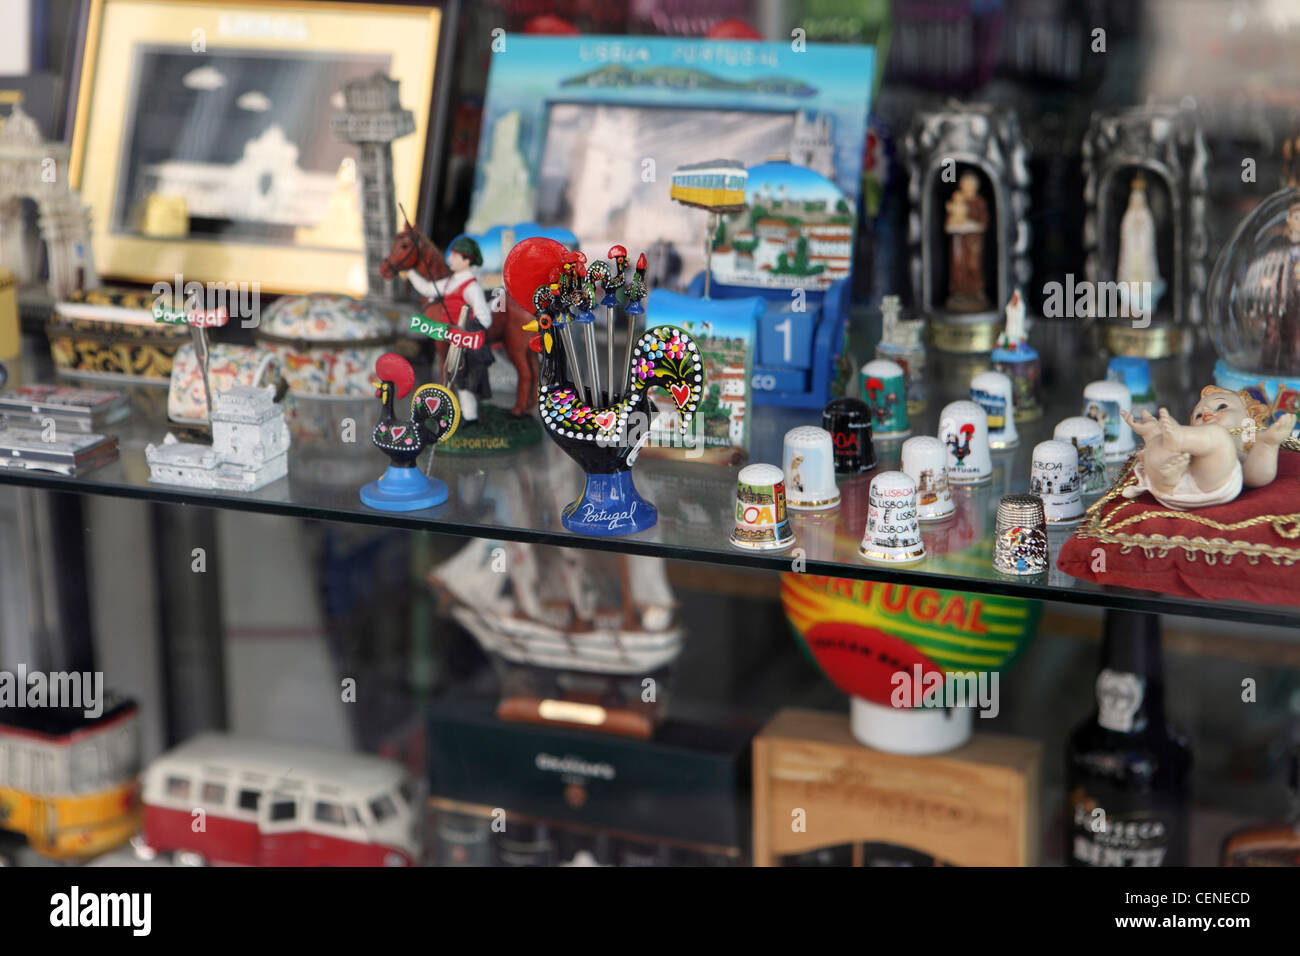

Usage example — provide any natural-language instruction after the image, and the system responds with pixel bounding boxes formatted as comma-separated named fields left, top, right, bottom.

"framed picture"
left=69, top=0, right=442, bottom=295
left=467, top=36, right=875, bottom=287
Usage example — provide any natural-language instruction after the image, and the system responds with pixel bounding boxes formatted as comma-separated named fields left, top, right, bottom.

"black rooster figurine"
left=504, top=237, right=704, bottom=536
left=360, top=352, right=460, bottom=511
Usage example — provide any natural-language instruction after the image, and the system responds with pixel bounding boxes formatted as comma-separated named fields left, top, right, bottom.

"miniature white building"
left=147, top=385, right=289, bottom=491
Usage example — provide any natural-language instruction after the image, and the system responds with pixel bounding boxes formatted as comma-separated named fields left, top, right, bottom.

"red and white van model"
left=140, top=734, right=420, bottom=866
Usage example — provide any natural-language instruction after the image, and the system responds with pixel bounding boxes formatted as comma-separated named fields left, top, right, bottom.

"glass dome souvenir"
left=1207, top=187, right=1300, bottom=401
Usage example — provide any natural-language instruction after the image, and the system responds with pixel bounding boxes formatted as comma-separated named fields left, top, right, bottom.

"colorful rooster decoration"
left=863, top=375, right=898, bottom=427
left=945, top=422, right=975, bottom=464
left=504, top=237, right=704, bottom=536
left=359, top=352, right=460, bottom=512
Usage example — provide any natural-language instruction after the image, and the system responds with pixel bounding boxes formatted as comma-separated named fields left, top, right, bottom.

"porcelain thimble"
left=730, top=463, right=795, bottom=551
left=993, top=493, right=1048, bottom=575
left=822, top=397, right=876, bottom=474
left=859, top=470, right=925, bottom=566
left=1082, top=380, right=1136, bottom=462
left=970, top=370, right=1019, bottom=449
left=783, top=426, right=841, bottom=511
left=1030, top=440, right=1084, bottom=524
left=1053, top=416, right=1107, bottom=494
left=860, top=358, right=910, bottom=440
left=938, top=400, right=993, bottom=484
left=901, top=436, right=956, bottom=521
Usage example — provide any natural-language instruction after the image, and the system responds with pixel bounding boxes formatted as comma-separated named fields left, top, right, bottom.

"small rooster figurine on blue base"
left=504, top=238, right=705, bottom=537
left=360, top=352, right=460, bottom=512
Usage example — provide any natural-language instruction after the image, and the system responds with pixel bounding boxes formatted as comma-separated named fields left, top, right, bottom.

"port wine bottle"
left=1065, top=611, right=1191, bottom=866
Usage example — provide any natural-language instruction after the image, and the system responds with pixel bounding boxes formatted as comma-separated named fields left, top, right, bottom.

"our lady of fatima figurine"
left=1116, top=172, right=1166, bottom=319
left=945, top=171, right=991, bottom=312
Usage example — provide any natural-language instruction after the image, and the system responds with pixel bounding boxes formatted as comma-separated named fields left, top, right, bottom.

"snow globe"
left=1208, top=187, right=1300, bottom=412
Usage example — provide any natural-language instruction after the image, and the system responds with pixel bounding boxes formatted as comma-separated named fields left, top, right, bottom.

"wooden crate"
left=753, top=708, right=1041, bottom=866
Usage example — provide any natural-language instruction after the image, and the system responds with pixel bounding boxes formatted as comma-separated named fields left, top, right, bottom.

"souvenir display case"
left=1, top=0, right=1299, bottom=893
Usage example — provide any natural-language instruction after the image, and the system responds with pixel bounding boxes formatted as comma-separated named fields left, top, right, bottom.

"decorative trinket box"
left=0, top=426, right=119, bottom=476
left=47, top=287, right=191, bottom=381
left=0, top=384, right=130, bottom=432
left=255, top=293, right=397, bottom=398
left=167, top=344, right=280, bottom=426
left=753, top=709, right=1041, bottom=866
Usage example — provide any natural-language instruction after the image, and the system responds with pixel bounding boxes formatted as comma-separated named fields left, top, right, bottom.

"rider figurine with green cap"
left=406, top=235, right=494, bottom=425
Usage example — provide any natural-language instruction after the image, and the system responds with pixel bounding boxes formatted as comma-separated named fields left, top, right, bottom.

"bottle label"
left=1070, top=795, right=1172, bottom=867
left=1096, top=669, right=1144, bottom=732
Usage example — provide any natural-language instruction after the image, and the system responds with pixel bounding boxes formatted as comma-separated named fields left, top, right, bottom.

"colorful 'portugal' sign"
left=410, top=315, right=485, bottom=350
left=781, top=574, right=1040, bottom=707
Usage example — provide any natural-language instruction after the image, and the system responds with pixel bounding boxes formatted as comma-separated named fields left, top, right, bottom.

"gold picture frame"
left=71, top=0, right=441, bottom=295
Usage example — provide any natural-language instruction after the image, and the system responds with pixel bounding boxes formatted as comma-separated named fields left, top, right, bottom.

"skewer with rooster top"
left=504, top=238, right=705, bottom=537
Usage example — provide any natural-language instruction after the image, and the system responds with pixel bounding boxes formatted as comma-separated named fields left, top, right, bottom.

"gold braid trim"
left=1072, top=451, right=1300, bottom=565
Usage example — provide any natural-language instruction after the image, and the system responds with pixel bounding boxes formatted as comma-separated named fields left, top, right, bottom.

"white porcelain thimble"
left=1030, top=440, right=1084, bottom=524
left=900, top=436, right=956, bottom=521
left=970, top=370, right=1019, bottom=449
left=730, top=463, right=795, bottom=551
left=938, top=400, right=993, bottom=484
left=859, top=470, right=926, bottom=566
left=782, top=426, right=841, bottom=511
left=1053, top=416, right=1107, bottom=494
left=993, top=493, right=1048, bottom=575
left=1082, top=380, right=1136, bottom=462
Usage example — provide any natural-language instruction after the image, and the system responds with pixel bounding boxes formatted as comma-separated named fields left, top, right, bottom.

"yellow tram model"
left=0, top=696, right=141, bottom=859
left=670, top=160, right=749, bottom=212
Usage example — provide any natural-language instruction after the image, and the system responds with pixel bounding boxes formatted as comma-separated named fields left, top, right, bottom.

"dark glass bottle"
left=1065, top=611, right=1192, bottom=866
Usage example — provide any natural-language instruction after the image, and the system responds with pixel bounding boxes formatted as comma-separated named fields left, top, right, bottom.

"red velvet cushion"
left=1057, top=450, right=1300, bottom=606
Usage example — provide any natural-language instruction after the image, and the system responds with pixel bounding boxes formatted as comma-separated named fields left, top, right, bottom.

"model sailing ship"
left=429, top=539, right=682, bottom=675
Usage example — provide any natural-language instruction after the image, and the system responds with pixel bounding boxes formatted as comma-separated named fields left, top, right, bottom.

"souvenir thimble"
left=1107, top=356, right=1157, bottom=418
left=900, top=436, right=955, bottom=521
left=860, top=358, right=910, bottom=440
left=938, top=400, right=993, bottom=484
left=1053, top=416, right=1107, bottom=494
left=1030, top=440, right=1084, bottom=524
left=730, top=463, right=795, bottom=551
left=821, top=397, right=876, bottom=474
left=783, top=426, right=841, bottom=511
left=859, top=470, right=925, bottom=566
left=993, top=493, right=1048, bottom=575
left=1082, top=380, right=1136, bottom=461
left=970, top=370, right=1019, bottom=449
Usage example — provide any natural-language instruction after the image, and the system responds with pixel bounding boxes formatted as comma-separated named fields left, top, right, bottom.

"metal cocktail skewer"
left=557, top=315, right=586, bottom=404
left=535, top=281, right=587, bottom=404
left=577, top=307, right=602, bottom=403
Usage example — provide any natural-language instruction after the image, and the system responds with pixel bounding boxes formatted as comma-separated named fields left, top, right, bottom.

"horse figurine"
left=380, top=220, right=538, bottom=418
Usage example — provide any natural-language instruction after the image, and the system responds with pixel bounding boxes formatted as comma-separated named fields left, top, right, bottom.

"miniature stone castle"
left=147, top=385, right=289, bottom=491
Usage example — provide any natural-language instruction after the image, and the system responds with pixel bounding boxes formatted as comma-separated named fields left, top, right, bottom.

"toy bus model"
left=140, top=733, right=420, bottom=866
left=670, top=160, right=749, bottom=212
left=0, top=697, right=141, bottom=860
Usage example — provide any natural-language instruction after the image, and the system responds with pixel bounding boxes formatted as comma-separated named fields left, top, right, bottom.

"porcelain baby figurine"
left=1120, top=386, right=1296, bottom=510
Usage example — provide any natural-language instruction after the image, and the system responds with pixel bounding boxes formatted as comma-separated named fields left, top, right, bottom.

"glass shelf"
left=1, top=318, right=1296, bottom=627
